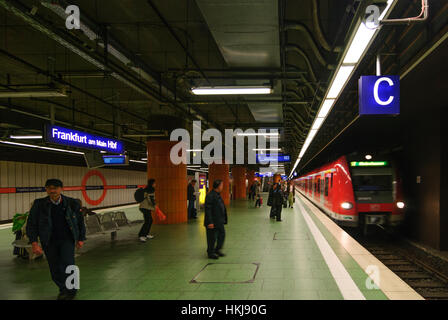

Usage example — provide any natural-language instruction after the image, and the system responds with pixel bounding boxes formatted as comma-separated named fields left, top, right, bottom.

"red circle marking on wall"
left=82, top=170, right=107, bottom=206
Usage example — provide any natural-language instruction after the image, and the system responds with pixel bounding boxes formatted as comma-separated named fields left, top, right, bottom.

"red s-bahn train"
left=292, top=155, right=405, bottom=232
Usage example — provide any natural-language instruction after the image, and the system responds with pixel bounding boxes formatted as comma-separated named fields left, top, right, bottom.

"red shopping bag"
left=260, top=197, right=263, bottom=205
left=155, top=206, right=166, bottom=221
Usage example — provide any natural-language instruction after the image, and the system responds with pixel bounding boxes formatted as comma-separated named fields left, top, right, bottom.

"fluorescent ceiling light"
left=0, top=140, right=84, bottom=155
left=141, top=158, right=147, bottom=161
left=130, top=160, right=146, bottom=164
left=327, top=65, right=355, bottom=99
left=316, top=99, right=335, bottom=119
left=186, top=149, right=203, bottom=152
left=288, top=0, right=397, bottom=179
left=343, top=23, right=376, bottom=64
left=10, top=135, right=43, bottom=139
left=0, top=89, right=67, bottom=98
left=192, top=86, right=272, bottom=95
left=311, top=118, right=325, bottom=131
left=236, top=132, right=279, bottom=136
left=344, top=0, right=395, bottom=64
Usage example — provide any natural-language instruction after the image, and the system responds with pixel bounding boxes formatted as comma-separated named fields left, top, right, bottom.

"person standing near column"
left=27, top=179, right=86, bottom=300
left=138, top=179, right=156, bottom=242
left=204, top=180, right=228, bottom=259
left=187, top=179, right=197, bottom=219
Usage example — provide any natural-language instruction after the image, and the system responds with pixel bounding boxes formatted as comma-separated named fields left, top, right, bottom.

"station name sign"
left=256, top=154, right=291, bottom=163
left=359, top=75, right=400, bottom=115
left=45, top=125, right=124, bottom=153
left=350, top=161, right=389, bottom=167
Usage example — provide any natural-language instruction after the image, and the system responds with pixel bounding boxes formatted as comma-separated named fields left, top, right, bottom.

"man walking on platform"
left=204, top=180, right=228, bottom=259
left=27, top=179, right=86, bottom=300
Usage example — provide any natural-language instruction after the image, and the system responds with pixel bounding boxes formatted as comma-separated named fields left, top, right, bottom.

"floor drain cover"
left=191, top=263, right=260, bottom=283
left=273, top=232, right=310, bottom=240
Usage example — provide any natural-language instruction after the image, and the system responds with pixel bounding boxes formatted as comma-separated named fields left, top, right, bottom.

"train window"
left=331, top=173, right=334, bottom=188
left=352, top=174, right=392, bottom=191
left=324, top=177, right=329, bottom=196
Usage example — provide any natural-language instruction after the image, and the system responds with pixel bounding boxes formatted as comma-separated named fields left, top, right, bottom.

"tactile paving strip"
left=190, top=263, right=260, bottom=283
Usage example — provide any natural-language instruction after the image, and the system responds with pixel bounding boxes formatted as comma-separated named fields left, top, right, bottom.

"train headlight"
left=341, top=202, right=353, bottom=210
left=396, top=201, right=405, bottom=209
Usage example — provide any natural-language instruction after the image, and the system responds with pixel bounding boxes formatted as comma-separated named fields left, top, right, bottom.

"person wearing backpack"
left=138, top=179, right=156, bottom=242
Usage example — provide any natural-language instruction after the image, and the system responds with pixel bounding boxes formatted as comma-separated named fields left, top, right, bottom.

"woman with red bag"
left=138, top=179, right=156, bottom=242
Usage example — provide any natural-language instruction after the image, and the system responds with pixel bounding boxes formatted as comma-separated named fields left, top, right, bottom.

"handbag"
left=155, top=206, right=166, bottom=221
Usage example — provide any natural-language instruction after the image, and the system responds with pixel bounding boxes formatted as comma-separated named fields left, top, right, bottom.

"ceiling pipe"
left=17, top=0, right=216, bottom=129
left=381, top=0, right=429, bottom=25
left=311, top=0, right=342, bottom=53
left=285, top=44, right=334, bottom=71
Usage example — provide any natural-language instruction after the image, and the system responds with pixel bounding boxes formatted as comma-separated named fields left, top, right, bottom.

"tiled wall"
left=0, top=161, right=147, bottom=221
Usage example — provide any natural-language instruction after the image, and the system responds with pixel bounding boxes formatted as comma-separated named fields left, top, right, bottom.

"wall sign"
left=359, top=75, right=400, bottom=115
left=256, top=154, right=291, bottom=163
left=45, top=125, right=124, bottom=153
left=103, top=155, right=128, bottom=165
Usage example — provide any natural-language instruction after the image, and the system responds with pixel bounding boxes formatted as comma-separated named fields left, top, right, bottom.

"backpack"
left=134, top=188, right=145, bottom=203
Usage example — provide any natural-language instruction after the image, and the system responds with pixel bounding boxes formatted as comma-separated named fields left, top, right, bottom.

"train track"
left=349, top=228, right=448, bottom=300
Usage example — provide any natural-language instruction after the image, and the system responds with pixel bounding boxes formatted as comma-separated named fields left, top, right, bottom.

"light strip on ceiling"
left=0, top=90, right=67, bottom=98
left=10, top=135, right=43, bottom=139
left=236, top=132, right=280, bottom=136
left=129, top=160, right=147, bottom=164
left=191, top=86, right=272, bottom=95
left=0, top=140, right=84, bottom=155
left=289, top=0, right=397, bottom=178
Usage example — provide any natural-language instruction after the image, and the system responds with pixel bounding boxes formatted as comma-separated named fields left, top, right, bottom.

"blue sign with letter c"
left=359, top=75, right=400, bottom=115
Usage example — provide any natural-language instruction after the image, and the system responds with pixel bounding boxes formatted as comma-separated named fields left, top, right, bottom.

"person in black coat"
left=270, top=183, right=284, bottom=222
left=26, top=179, right=86, bottom=300
left=204, top=179, right=228, bottom=259
left=187, top=179, right=197, bottom=219
left=267, top=183, right=276, bottom=218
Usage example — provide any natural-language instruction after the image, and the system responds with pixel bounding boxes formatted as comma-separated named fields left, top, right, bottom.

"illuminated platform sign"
left=45, top=125, right=124, bottom=153
left=350, top=161, right=389, bottom=167
left=256, top=154, right=291, bottom=163
left=103, top=155, right=128, bottom=165
left=359, top=75, right=400, bottom=115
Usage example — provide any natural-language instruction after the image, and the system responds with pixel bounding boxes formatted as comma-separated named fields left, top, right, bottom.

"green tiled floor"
left=0, top=195, right=383, bottom=300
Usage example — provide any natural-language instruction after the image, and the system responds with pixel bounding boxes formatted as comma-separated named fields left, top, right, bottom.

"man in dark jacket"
left=204, top=179, right=228, bottom=259
left=271, top=183, right=284, bottom=222
left=267, top=183, right=276, bottom=218
left=26, top=179, right=86, bottom=300
left=187, top=179, right=197, bottom=219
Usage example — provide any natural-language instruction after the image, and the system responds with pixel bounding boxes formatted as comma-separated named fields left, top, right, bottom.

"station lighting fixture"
left=0, top=140, right=84, bottom=155
left=365, top=154, right=373, bottom=160
left=10, top=135, right=43, bottom=139
left=396, top=201, right=405, bottom=209
left=253, top=148, right=282, bottom=152
left=186, top=149, right=204, bottom=152
left=191, top=86, right=273, bottom=95
left=129, top=160, right=147, bottom=164
left=0, top=89, right=67, bottom=98
left=236, top=132, right=280, bottom=137
left=141, top=158, right=148, bottom=161
left=288, top=0, right=397, bottom=178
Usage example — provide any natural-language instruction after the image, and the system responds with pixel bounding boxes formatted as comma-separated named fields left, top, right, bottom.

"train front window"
left=352, top=174, right=392, bottom=191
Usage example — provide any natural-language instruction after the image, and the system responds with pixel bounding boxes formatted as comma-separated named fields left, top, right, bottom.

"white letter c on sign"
left=374, top=77, right=394, bottom=106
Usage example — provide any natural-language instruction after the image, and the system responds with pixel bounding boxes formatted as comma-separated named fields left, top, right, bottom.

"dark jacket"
left=187, top=183, right=196, bottom=201
left=204, top=190, right=228, bottom=227
left=267, top=186, right=274, bottom=207
left=26, top=195, right=86, bottom=245
left=271, top=188, right=284, bottom=207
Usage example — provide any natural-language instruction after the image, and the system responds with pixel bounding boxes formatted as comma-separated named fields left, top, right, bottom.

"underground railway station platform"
left=1, top=0, right=448, bottom=315
left=0, top=194, right=422, bottom=301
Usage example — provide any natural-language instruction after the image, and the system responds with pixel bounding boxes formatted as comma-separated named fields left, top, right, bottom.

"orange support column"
left=232, top=166, right=246, bottom=200
left=208, top=163, right=230, bottom=206
left=147, top=140, right=187, bottom=224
